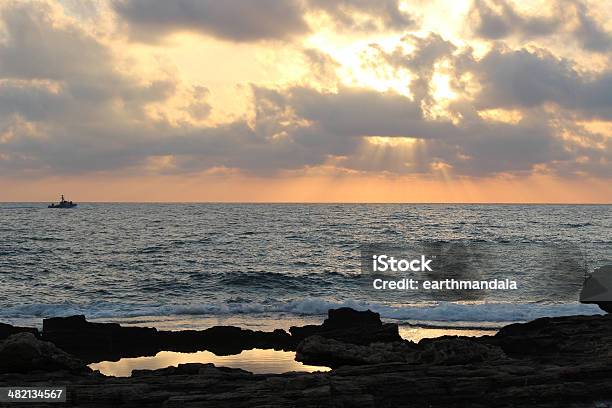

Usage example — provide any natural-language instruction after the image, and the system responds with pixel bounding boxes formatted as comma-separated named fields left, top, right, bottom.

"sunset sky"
left=0, top=0, right=611, bottom=202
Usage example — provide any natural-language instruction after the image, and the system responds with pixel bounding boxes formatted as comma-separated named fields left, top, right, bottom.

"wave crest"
left=1, top=299, right=603, bottom=328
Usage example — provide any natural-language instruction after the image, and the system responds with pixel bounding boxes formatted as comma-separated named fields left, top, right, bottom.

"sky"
left=0, top=0, right=611, bottom=202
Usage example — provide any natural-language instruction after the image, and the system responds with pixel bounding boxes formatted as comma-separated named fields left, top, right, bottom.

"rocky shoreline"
left=1, top=309, right=612, bottom=407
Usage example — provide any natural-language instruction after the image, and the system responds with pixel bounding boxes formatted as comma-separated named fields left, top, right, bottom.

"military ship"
left=48, top=194, right=77, bottom=209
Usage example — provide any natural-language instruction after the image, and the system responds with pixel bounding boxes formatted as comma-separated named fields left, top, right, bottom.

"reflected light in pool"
left=400, top=326, right=497, bottom=343
left=89, top=348, right=331, bottom=377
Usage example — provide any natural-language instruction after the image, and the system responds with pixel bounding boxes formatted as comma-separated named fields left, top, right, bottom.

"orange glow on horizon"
left=1, top=173, right=610, bottom=203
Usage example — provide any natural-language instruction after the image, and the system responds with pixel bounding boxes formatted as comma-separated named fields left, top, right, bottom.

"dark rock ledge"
left=7, top=307, right=402, bottom=363
left=0, top=322, right=39, bottom=340
left=1, top=310, right=612, bottom=407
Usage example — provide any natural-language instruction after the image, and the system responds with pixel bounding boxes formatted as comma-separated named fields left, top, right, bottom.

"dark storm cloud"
left=113, top=0, right=309, bottom=42
left=469, top=0, right=612, bottom=52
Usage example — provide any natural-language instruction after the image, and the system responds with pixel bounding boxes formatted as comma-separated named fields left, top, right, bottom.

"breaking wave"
left=1, top=299, right=603, bottom=328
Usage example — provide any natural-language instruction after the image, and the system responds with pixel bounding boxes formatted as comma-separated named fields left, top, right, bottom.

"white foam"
left=1, top=299, right=604, bottom=328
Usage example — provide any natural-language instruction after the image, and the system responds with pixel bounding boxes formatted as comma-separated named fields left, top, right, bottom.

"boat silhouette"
left=48, top=194, right=77, bottom=209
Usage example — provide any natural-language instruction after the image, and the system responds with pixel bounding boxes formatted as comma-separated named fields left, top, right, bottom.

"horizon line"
left=1, top=201, right=611, bottom=205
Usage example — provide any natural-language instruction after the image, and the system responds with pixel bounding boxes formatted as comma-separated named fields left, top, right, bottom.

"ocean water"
left=1, top=203, right=610, bottom=330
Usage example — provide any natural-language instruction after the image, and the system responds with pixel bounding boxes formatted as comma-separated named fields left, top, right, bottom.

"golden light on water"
left=89, top=349, right=330, bottom=377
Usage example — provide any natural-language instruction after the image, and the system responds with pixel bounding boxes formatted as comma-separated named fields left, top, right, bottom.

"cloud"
left=306, top=0, right=416, bottom=32
left=469, top=0, right=563, bottom=40
left=0, top=1, right=209, bottom=173
left=0, top=2, right=311, bottom=176
left=242, top=34, right=610, bottom=177
left=252, top=84, right=577, bottom=177
left=113, top=0, right=309, bottom=42
left=113, top=0, right=417, bottom=43
left=378, top=33, right=456, bottom=103
left=0, top=3, right=609, bottom=181
left=301, top=48, right=340, bottom=85
left=472, top=47, right=612, bottom=119
left=284, top=85, right=456, bottom=139
left=469, top=0, right=612, bottom=53
left=0, top=2, right=113, bottom=81
left=0, top=1, right=179, bottom=112
left=573, top=0, right=612, bottom=52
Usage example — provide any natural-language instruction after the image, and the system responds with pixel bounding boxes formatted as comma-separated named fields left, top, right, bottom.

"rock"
left=43, top=315, right=159, bottom=362
left=43, top=315, right=293, bottom=362
left=325, top=308, right=383, bottom=328
left=0, top=333, right=90, bottom=374
left=0, top=322, right=39, bottom=340
left=296, top=335, right=417, bottom=367
left=290, top=308, right=402, bottom=345
left=489, top=314, right=612, bottom=364
left=40, top=309, right=398, bottom=362
left=579, top=264, right=612, bottom=313
left=132, top=362, right=254, bottom=378
left=36, top=310, right=612, bottom=368
left=3, top=358, right=612, bottom=407
left=297, top=336, right=503, bottom=368
left=416, top=337, right=506, bottom=365
left=2, top=312, right=612, bottom=406
left=157, top=326, right=293, bottom=355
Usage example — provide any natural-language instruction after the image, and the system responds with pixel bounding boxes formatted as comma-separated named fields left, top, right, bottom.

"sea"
left=1, top=203, right=611, bottom=333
